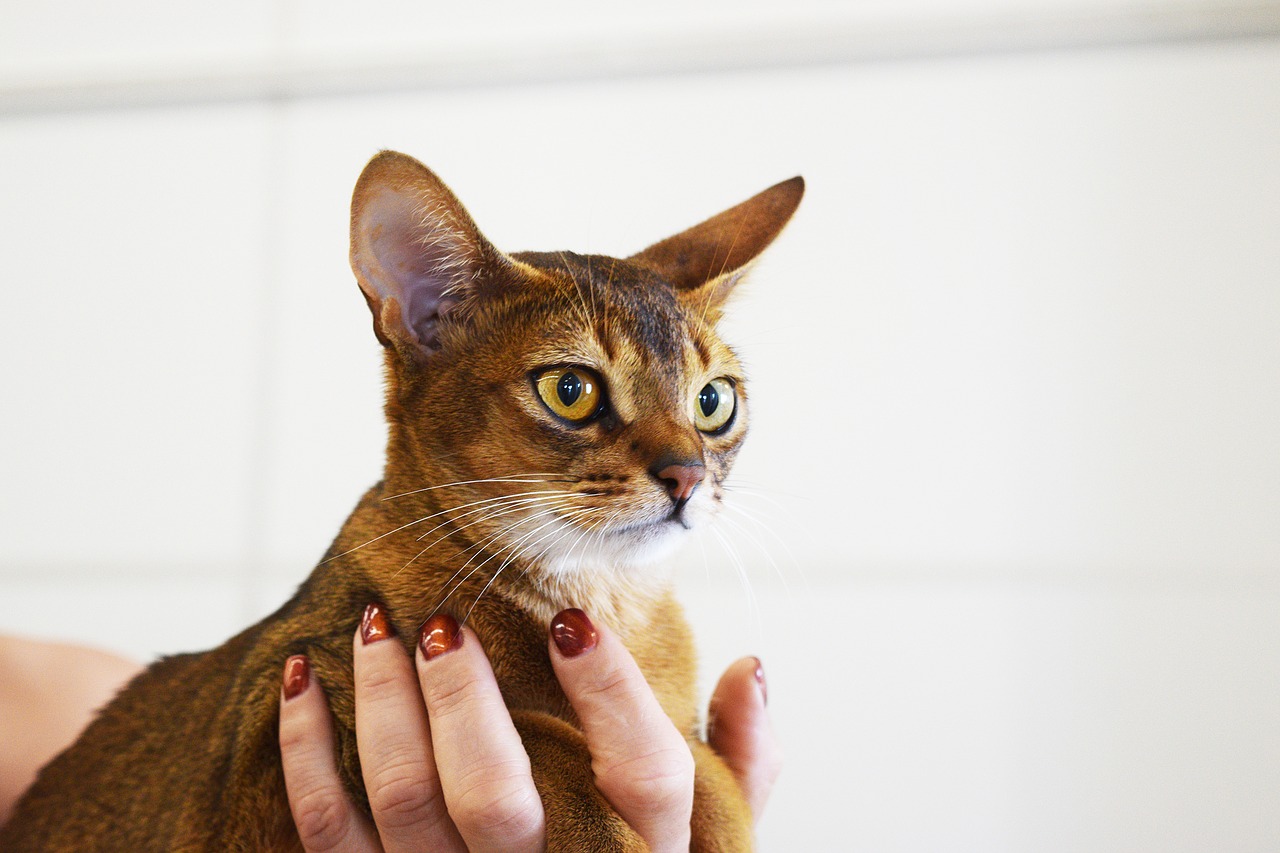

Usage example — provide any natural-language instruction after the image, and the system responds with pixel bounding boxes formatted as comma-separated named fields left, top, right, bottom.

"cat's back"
left=0, top=628, right=287, bottom=852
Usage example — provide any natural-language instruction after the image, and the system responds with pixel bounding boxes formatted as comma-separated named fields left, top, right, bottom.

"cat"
left=0, top=151, right=802, bottom=851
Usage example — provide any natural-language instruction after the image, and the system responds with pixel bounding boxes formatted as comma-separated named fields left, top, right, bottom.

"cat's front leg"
left=513, top=712, right=756, bottom=852
left=689, top=738, right=756, bottom=852
left=512, top=710, right=649, bottom=852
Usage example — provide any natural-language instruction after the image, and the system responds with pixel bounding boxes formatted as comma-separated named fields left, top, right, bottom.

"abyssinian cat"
left=0, top=151, right=802, bottom=850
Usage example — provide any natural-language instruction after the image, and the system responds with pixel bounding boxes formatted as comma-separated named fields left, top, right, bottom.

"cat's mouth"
left=609, top=514, right=689, bottom=536
left=530, top=501, right=697, bottom=575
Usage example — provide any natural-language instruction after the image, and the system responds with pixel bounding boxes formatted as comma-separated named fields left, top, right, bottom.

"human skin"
left=278, top=606, right=780, bottom=852
left=0, top=625, right=778, bottom=846
left=0, top=636, right=143, bottom=825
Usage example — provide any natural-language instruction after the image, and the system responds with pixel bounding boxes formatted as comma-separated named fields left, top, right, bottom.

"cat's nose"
left=651, top=460, right=706, bottom=506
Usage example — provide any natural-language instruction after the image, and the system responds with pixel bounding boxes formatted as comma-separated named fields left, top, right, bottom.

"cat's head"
left=349, top=151, right=801, bottom=581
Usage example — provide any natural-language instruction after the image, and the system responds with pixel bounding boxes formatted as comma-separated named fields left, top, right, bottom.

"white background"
left=1, top=2, right=1278, bottom=849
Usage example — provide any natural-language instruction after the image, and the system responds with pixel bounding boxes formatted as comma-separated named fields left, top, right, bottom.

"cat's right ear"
left=349, top=151, right=508, bottom=358
left=628, top=175, right=804, bottom=322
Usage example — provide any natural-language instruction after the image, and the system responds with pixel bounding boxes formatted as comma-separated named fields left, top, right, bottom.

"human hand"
left=0, top=636, right=141, bottom=825
left=278, top=606, right=779, bottom=852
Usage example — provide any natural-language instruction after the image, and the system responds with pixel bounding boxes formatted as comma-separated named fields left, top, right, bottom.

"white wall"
left=2, top=2, right=1278, bottom=849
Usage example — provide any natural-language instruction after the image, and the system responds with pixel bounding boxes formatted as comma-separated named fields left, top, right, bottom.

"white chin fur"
left=528, top=499, right=711, bottom=577
left=541, top=522, right=686, bottom=575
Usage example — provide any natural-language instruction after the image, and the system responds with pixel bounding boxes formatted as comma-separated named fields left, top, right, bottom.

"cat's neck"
left=324, top=479, right=675, bottom=641
left=505, top=566, right=672, bottom=638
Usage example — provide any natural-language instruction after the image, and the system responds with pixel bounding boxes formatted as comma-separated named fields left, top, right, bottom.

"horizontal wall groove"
left=2, top=3, right=1278, bottom=114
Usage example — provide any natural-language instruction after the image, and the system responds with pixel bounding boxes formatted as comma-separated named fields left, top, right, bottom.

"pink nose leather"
left=655, top=463, right=705, bottom=502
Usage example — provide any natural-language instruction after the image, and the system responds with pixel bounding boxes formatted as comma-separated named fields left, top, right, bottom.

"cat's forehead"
left=509, top=251, right=705, bottom=368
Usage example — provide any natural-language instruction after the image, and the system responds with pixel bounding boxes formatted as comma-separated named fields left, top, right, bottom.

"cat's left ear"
left=629, top=176, right=804, bottom=320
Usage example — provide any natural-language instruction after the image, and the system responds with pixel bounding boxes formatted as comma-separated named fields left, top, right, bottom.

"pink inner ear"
left=357, top=186, right=476, bottom=349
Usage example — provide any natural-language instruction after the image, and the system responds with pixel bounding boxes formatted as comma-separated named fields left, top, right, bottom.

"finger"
left=707, top=656, right=781, bottom=819
left=279, top=655, right=384, bottom=853
left=353, top=604, right=466, bottom=852
left=416, top=614, right=545, bottom=853
left=549, top=609, right=694, bottom=853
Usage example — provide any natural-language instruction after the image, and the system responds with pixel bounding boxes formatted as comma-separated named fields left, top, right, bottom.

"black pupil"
left=558, top=372, right=583, bottom=407
left=699, top=384, right=720, bottom=417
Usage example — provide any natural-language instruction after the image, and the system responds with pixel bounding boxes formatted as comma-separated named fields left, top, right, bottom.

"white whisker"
left=426, top=501, right=592, bottom=618
left=382, top=474, right=571, bottom=502
left=709, top=523, right=762, bottom=639
left=438, top=507, right=589, bottom=625
left=390, top=494, right=586, bottom=583
left=718, top=510, right=795, bottom=598
left=325, top=489, right=573, bottom=563
left=460, top=508, right=596, bottom=626
left=413, top=493, right=583, bottom=543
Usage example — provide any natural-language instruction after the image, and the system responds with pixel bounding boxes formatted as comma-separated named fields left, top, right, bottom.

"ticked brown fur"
left=1, top=152, right=802, bottom=851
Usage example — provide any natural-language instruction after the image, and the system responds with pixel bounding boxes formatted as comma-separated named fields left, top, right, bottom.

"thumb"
left=706, top=657, right=781, bottom=820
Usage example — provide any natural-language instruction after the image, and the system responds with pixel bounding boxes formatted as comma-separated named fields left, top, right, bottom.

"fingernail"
left=753, top=656, right=768, bottom=706
left=283, top=655, right=310, bottom=700
left=420, top=614, right=463, bottom=660
left=361, top=602, right=395, bottom=645
left=551, top=608, right=598, bottom=658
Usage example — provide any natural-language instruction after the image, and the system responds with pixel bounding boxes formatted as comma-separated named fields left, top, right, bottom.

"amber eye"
left=695, top=378, right=736, bottom=433
left=535, top=367, right=603, bottom=424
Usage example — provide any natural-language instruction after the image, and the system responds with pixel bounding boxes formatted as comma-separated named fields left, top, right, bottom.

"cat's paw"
left=690, top=739, right=756, bottom=853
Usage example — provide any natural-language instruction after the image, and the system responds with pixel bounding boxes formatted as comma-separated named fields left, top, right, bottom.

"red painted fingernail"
left=283, top=655, right=310, bottom=700
left=361, top=602, right=395, bottom=645
left=420, top=614, right=463, bottom=660
left=753, top=656, right=768, bottom=706
left=551, top=608, right=598, bottom=658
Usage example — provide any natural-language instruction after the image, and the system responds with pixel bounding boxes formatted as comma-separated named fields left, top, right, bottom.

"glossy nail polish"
left=361, top=602, right=395, bottom=645
left=551, top=608, right=598, bottom=658
left=283, top=655, right=310, bottom=700
left=752, top=656, right=768, bottom=706
left=420, top=613, right=463, bottom=660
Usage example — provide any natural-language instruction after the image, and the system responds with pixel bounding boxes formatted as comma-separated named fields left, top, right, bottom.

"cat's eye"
left=534, top=366, right=604, bottom=424
left=695, top=378, right=736, bottom=433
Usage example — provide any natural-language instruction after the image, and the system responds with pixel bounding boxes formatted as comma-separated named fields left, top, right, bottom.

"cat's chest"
left=490, top=579, right=698, bottom=726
